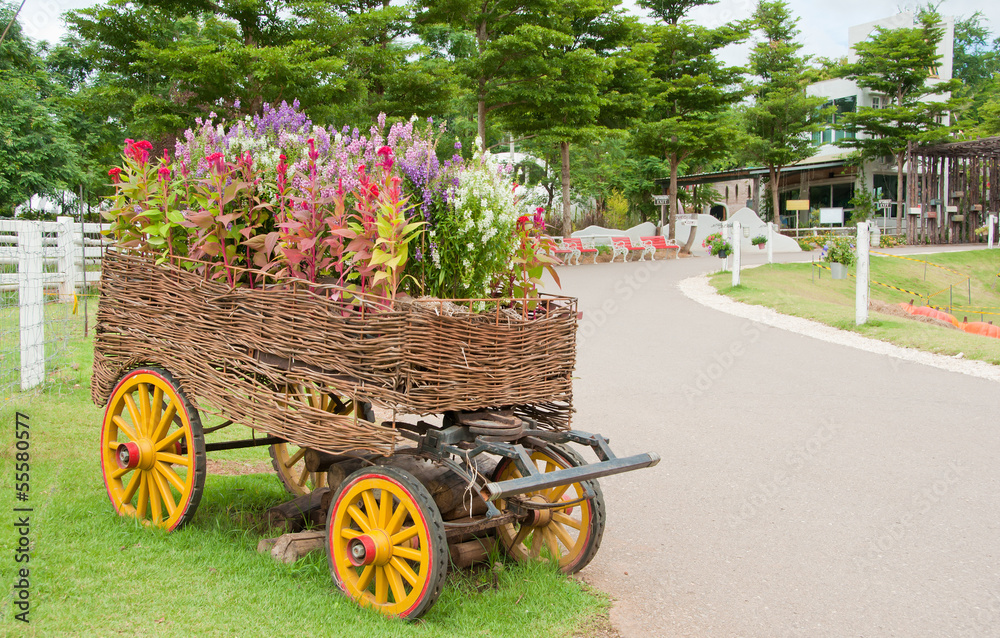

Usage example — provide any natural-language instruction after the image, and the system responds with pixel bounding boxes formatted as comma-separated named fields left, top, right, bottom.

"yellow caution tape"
left=72, top=294, right=78, bottom=315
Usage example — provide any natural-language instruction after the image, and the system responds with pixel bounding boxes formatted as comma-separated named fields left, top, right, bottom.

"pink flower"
left=108, top=167, right=122, bottom=184
left=158, top=165, right=171, bottom=179
left=205, top=151, right=225, bottom=174
left=307, top=138, right=319, bottom=162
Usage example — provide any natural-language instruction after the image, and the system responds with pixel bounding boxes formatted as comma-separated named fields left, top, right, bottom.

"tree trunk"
left=896, top=150, right=905, bottom=236
left=561, top=141, right=572, bottom=237
left=668, top=154, right=679, bottom=241
left=769, top=165, right=782, bottom=229
left=680, top=219, right=697, bottom=255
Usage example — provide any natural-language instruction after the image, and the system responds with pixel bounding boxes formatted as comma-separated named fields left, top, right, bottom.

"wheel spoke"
left=154, top=427, right=185, bottom=452
left=390, top=525, right=419, bottom=546
left=545, top=483, right=572, bottom=503
left=152, top=466, right=177, bottom=516
left=149, top=471, right=162, bottom=524
left=121, top=470, right=141, bottom=503
left=340, top=528, right=363, bottom=540
left=138, top=383, right=151, bottom=435
left=156, top=451, right=188, bottom=466
left=390, top=556, right=419, bottom=586
left=150, top=386, right=163, bottom=430
left=150, top=402, right=177, bottom=443
left=295, top=466, right=310, bottom=487
left=391, top=545, right=421, bottom=562
left=543, top=527, right=561, bottom=561
left=356, top=564, right=375, bottom=591
left=285, top=446, right=306, bottom=468
left=361, top=490, right=379, bottom=528
left=375, top=566, right=388, bottom=605
left=123, top=394, right=143, bottom=437
left=347, top=505, right=372, bottom=534
left=111, top=465, right=130, bottom=480
left=528, top=529, right=542, bottom=558
left=511, top=523, right=531, bottom=549
left=156, top=461, right=186, bottom=493
left=385, top=564, right=407, bottom=604
left=550, top=521, right=576, bottom=550
left=378, top=488, right=393, bottom=529
left=386, top=503, right=407, bottom=535
left=136, top=472, right=149, bottom=518
left=551, top=512, right=583, bottom=530
left=112, top=415, right=139, bottom=442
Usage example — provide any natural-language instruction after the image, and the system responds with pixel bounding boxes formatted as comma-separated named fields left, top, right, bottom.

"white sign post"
left=856, top=222, right=870, bottom=326
left=732, top=221, right=742, bottom=286
left=989, top=214, right=997, bottom=249
left=766, top=222, right=774, bottom=265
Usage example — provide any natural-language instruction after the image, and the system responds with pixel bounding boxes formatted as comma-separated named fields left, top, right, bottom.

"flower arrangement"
left=820, top=236, right=856, bottom=266
left=751, top=234, right=767, bottom=246
left=702, top=233, right=732, bottom=258
left=104, top=102, right=552, bottom=307
left=975, top=225, right=988, bottom=238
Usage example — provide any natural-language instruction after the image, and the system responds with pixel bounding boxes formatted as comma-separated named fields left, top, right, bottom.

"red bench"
left=639, top=235, right=680, bottom=260
left=610, top=237, right=646, bottom=262
left=551, top=237, right=598, bottom=265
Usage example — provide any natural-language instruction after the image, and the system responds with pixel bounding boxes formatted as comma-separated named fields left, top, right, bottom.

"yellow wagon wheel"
left=327, top=466, right=448, bottom=619
left=100, top=367, right=206, bottom=531
left=270, top=385, right=373, bottom=496
left=493, top=443, right=605, bottom=574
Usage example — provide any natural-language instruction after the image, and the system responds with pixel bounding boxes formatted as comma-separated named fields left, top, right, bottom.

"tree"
left=740, top=0, right=830, bottom=228
left=0, top=3, right=81, bottom=215
left=950, top=10, right=1000, bottom=134
left=500, top=0, right=643, bottom=235
left=417, top=0, right=566, bottom=147
left=633, top=0, right=747, bottom=240
left=837, top=9, right=963, bottom=233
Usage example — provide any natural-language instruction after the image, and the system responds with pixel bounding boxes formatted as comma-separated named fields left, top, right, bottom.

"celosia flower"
left=108, top=167, right=122, bottom=183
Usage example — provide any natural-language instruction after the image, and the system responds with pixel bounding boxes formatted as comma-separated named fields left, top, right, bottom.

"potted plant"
left=702, top=233, right=732, bottom=259
left=821, top=236, right=856, bottom=279
left=751, top=234, right=767, bottom=250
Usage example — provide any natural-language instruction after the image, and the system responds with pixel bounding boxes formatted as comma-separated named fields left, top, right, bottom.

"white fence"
left=1, top=217, right=110, bottom=392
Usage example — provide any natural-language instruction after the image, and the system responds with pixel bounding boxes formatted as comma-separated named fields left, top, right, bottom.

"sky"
left=13, top=0, right=1000, bottom=65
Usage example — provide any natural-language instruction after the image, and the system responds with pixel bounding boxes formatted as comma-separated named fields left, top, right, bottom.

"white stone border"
left=679, top=274, right=1000, bottom=384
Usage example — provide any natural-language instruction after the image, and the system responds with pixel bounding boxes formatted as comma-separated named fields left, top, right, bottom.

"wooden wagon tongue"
left=455, top=411, right=526, bottom=442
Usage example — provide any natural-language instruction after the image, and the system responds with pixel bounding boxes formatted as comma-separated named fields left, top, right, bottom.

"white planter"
left=830, top=262, right=848, bottom=279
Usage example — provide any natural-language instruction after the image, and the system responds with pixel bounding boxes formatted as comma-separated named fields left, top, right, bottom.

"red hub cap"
left=348, top=535, right=377, bottom=567
left=116, top=442, right=141, bottom=470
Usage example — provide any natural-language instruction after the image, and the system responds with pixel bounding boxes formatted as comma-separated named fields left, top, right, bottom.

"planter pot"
left=756, top=244, right=766, bottom=250
left=952, top=215, right=965, bottom=222
left=716, top=249, right=730, bottom=259
left=830, top=262, right=848, bottom=279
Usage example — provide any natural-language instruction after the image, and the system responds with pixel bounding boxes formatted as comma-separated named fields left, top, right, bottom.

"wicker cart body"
left=93, top=250, right=658, bottom=618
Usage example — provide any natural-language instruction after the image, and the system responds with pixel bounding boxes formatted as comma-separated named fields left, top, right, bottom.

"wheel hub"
left=347, top=530, right=392, bottom=567
left=115, top=438, right=156, bottom=471
left=526, top=496, right=553, bottom=527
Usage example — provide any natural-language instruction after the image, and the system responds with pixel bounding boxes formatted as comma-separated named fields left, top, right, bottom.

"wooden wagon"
left=92, top=250, right=659, bottom=618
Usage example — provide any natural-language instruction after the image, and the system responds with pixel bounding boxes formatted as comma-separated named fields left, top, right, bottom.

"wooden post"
left=56, top=215, right=79, bottom=303
left=766, top=222, right=774, bottom=265
left=856, top=222, right=869, bottom=326
left=17, top=221, right=45, bottom=390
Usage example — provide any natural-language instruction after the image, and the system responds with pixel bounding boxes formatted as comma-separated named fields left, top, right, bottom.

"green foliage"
left=701, top=232, right=731, bottom=257
left=820, top=236, right=856, bottom=266
left=848, top=178, right=878, bottom=222
left=0, top=4, right=82, bottom=215
left=604, top=189, right=630, bottom=229
left=837, top=10, right=962, bottom=161
left=751, top=234, right=767, bottom=245
left=948, top=9, right=1000, bottom=134
left=740, top=0, right=830, bottom=229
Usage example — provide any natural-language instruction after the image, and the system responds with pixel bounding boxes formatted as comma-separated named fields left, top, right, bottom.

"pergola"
left=906, top=136, right=1000, bottom=244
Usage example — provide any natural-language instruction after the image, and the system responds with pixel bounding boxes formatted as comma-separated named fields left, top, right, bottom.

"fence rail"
left=1, top=217, right=111, bottom=392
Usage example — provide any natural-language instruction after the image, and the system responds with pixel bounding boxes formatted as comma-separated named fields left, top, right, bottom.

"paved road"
left=560, top=248, right=1000, bottom=637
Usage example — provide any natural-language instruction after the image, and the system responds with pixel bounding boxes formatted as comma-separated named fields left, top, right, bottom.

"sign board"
left=676, top=213, right=697, bottom=225
left=877, top=199, right=893, bottom=209
left=652, top=195, right=670, bottom=206
left=908, top=207, right=922, bottom=215
left=786, top=199, right=810, bottom=211
left=819, top=207, right=845, bottom=225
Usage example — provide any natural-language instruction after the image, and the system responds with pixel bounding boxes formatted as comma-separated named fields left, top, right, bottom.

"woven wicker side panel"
left=92, top=252, right=401, bottom=455
left=400, top=308, right=576, bottom=428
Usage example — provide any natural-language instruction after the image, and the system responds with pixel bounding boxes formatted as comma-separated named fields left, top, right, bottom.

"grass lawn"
left=0, top=316, right=610, bottom=637
left=710, top=248, right=1000, bottom=365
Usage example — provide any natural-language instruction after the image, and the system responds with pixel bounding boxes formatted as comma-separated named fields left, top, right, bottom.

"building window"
left=813, top=96, right=857, bottom=146
left=871, top=94, right=888, bottom=109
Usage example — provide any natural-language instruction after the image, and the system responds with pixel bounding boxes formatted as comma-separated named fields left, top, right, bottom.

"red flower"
left=123, top=139, right=153, bottom=166
left=517, top=215, right=530, bottom=228
left=277, top=154, right=288, bottom=194
left=307, top=138, right=319, bottom=162
left=205, top=152, right=225, bottom=174
left=158, top=165, right=171, bottom=180
left=108, top=167, right=122, bottom=184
